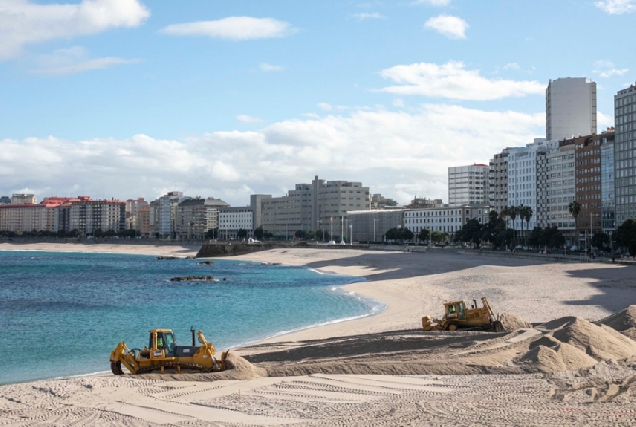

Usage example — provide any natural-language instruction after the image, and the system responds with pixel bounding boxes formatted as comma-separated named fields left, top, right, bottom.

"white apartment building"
left=547, top=142, right=576, bottom=234
left=448, top=164, right=489, bottom=206
left=506, top=139, right=557, bottom=231
left=125, top=198, right=148, bottom=231
left=546, top=77, right=597, bottom=141
left=404, top=205, right=492, bottom=236
left=219, top=207, right=253, bottom=240
left=11, top=194, right=36, bottom=204
left=155, top=192, right=186, bottom=238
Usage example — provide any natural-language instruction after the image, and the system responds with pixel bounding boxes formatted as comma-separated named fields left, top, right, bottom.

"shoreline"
left=0, top=244, right=387, bottom=385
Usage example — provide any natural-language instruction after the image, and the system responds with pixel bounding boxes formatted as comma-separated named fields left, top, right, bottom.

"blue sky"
left=1, top=0, right=635, bottom=205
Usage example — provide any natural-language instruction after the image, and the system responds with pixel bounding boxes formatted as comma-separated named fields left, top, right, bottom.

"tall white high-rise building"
left=546, top=77, right=597, bottom=141
left=448, top=164, right=489, bottom=206
left=614, top=82, right=636, bottom=226
left=506, top=139, right=557, bottom=231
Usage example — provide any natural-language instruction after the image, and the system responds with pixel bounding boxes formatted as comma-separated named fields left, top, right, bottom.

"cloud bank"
left=0, top=0, right=149, bottom=60
left=378, top=61, right=545, bottom=100
left=595, top=0, right=636, bottom=14
left=160, top=17, right=296, bottom=40
left=0, top=105, right=543, bottom=205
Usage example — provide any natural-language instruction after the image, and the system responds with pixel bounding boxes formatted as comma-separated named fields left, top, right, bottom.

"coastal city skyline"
left=2, top=0, right=636, bottom=205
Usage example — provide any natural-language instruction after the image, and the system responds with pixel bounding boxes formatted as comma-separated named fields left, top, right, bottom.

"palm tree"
left=508, top=205, right=520, bottom=247
left=518, top=205, right=526, bottom=245
left=521, top=206, right=533, bottom=246
left=568, top=201, right=581, bottom=247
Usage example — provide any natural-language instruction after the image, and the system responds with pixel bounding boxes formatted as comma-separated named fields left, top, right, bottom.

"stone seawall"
left=196, top=242, right=291, bottom=258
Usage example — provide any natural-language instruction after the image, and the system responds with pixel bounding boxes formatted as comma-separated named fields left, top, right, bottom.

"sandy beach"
left=2, top=244, right=636, bottom=426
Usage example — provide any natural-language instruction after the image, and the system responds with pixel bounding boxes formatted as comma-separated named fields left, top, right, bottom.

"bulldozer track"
left=133, top=363, right=216, bottom=375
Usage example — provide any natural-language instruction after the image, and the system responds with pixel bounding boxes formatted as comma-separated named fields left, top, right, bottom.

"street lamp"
left=373, top=217, right=378, bottom=243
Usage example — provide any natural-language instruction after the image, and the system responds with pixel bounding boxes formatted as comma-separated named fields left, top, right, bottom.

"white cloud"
left=503, top=63, right=520, bottom=71
left=378, top=61, right=545, bottom=100
left=595, top=0, right=636, bottom=14
left=412, top=0, right=452, bottom=6
left=317, top=103, right=333, bottom=111
left=352, top=13, right=385, bottom=20
left=593, top=60, right=628, bottom=78
left=259, top=62, right=285, bottom=72
left=0, top=0, right=149, bottom=60
left=236, top=115, right=264, bottom=124
left=160, top=17, right=296, bottom=40
left=424, top=15, right=468, bottom=39
left=393, top=99, right=405, bottom=107
left=0, top=105, right=543, bottom=205
left=597, top=111, right=615, bottom=129
left=30, top=46, right=138, bottom=75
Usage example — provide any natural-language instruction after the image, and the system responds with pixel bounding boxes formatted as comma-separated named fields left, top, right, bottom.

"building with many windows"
left=250, top=194, right=271, bottom=229
left=219, top=207, right=253, bottom=240
left=175, top=197, right=229, bottom=239
left=0, top=196, right=10, bottom=205
left=614, top=83, right=636, bottom=226
left=448, top=164, right=489, bottom=206
left=506, top=139, right=557, bottom=231
left=489, top=150, right=511, bottom=215
left=600, top=131, right=616, bottom=232
left=11, top=194, right=36, bottom=204
left=261, top=176, right=370, bottom=238
left=404, top=205, right=492, bottom=238
left=546, top=77, right=597, bottom=141
left=345, top=209, right=405, bottom=243
left=547, top=141, right=576, bottom=237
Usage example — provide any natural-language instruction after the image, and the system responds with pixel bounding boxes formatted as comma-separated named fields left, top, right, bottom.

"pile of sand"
left=600, top=305, right=636, bottom=340
left=499, top=313, right=532, bottom=332
left=519, top=317, right=636, bottom=372
left=552, top=317, right=636, bottom=361
left=521, top=335, right=597, bottom=372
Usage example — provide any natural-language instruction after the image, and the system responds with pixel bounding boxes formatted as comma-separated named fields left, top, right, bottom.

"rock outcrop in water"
left=169, top=276, right=215, bottom=282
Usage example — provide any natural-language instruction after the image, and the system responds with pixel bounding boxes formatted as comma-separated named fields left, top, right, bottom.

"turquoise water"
left=0, top=251, right=381, bottom=385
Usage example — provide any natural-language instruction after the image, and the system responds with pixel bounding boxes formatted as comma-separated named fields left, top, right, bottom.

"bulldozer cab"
left=445, top=301, right=466, bottom=320
left=150, top=330, right=176, bottom=357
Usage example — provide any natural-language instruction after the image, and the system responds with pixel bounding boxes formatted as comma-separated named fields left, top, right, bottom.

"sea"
left=0, top=250, right=383, bottom=385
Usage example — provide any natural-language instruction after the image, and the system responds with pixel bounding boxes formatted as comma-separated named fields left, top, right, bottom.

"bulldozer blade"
left=111, top=361, right=124, bottom=376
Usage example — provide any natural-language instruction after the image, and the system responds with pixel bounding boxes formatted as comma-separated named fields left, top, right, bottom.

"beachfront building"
left=155, top=192, right=188, bottom=238
left=404, top=204, right=492, bottom=240
left=11, top=194, right=36, bottom=204
left=345, top=209, right=405, bottom=243
left=614, top=82, right=636, bottom=226
left=261, top=176, right=370, bottom=238
left=546, top=77, right=597, bottom=141
left=250, top=194, right=272, bottom=229
left=125, top=198, right=148, bottom=231
left=0, top=196, right=10, bottom=205
left=489, top=150, right=511, bottom=216
left=0, top=202, right=58, bottom=232
left=448, top=164, right=489, bottom=206
left=601, top=131, right=616, bottom=232
left=219, top=207, right=253, bottom=240
left=547, top=141, right=577, bottom=240
left=67, top=198, right=126, bottom=235
left=574, top=133, right=606, bottom=238
left=507, top=139, right=557, bottom=231
left=138, top=205, right=151, bottom=237
left=175, top=197, right=229, bottom=239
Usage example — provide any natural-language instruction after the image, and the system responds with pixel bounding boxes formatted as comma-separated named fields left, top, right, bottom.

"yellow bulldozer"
left=422, top=297, right=504, bottom=332
left=110, top=328, right=229, bottom=375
